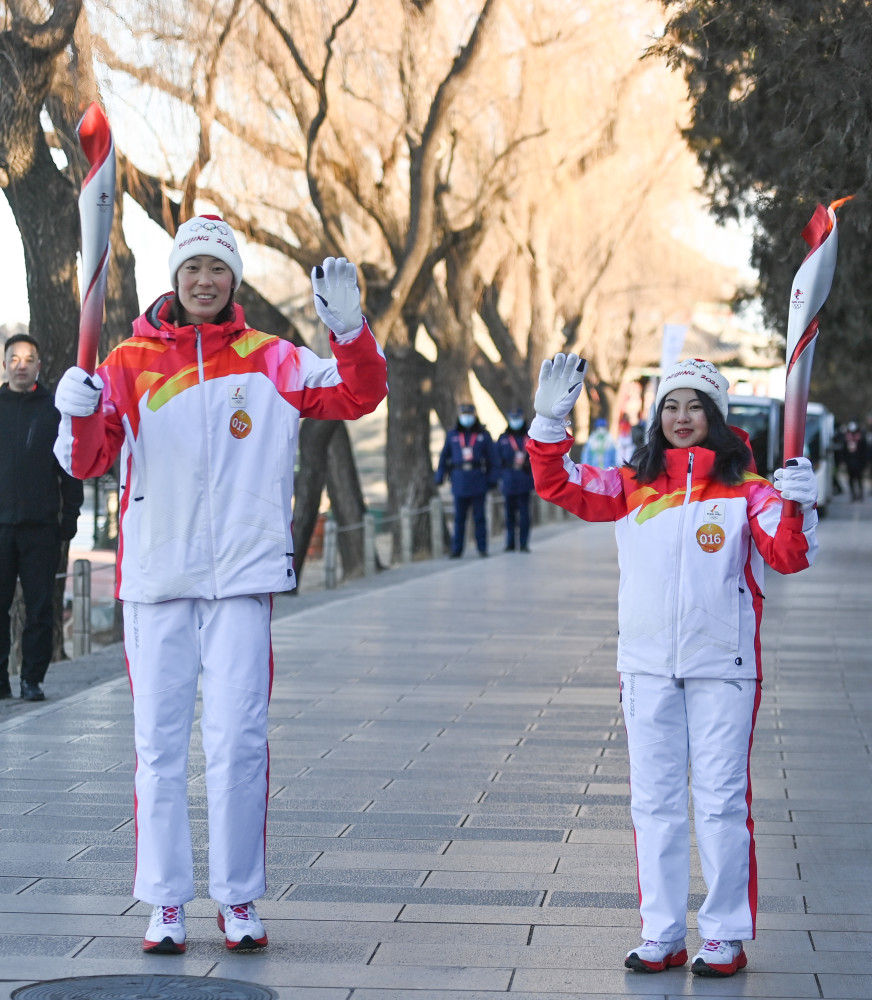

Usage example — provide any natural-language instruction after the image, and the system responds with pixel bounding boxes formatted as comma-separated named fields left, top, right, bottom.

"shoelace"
left=158, top=905, right=181, bottom=925
left=228, top=903, right=251, bottom=921
left=702, top=940, right=725, bottom=952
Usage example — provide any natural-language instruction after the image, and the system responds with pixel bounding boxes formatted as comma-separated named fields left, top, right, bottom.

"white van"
left=727, top=396, right=834, bottom=516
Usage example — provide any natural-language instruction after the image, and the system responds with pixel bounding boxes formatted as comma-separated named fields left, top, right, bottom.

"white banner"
left=660, top=324, right=688, bottom=372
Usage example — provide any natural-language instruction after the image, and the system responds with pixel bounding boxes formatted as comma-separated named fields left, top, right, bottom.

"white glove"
left=534, top=352, right=588, bottom=421
left=311, top=256, right=364, bottom=340
left=55, top=367, right=103, bottom=417
left=774, top=456, right=817, bottom=510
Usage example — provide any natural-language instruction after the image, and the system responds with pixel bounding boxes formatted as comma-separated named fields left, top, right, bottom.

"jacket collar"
left=0, top=381, right=48, bottom=400
left=663, top=445, right=716, bottom=486
left=132, top=292, right=247, bottom=350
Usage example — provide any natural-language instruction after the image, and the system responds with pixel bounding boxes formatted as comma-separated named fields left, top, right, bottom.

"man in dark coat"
left=0, top=334, right=84, bottom=700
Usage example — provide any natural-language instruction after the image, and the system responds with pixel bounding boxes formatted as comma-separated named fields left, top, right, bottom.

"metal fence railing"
left=41, top=493, right=570, bottom=661
left=321, top=492, right=568, bottom=589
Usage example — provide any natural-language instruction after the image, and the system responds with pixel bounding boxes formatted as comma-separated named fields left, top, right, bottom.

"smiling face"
left=176, top=255, right=234, bottom=324
left=660, top=388, right=709, bottom=448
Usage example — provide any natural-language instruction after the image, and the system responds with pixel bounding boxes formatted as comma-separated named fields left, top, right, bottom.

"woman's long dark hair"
left=629, top=391, right=752, bottom=485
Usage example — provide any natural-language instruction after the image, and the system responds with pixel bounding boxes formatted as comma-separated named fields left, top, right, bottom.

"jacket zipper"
left=196, top=329, right=219, bottom=598
left=671, top=451, right=694, bottom=675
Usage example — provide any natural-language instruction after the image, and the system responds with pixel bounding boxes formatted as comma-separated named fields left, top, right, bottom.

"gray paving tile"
left=255, top=990, right=348, bottom=1000
left=0, top=512, right=869, bottom=998
left=211, top=961, right=514, bottom=990
left=312, top=852, right=558, bottom=873
left=0, top=877, right=36, bottom=893
left=78, top=935, right=375, bottom=963
left=818, top=974, right=872, bottom=999
left=343, top=825, right=568, bottom=842
left=811, top=931, right=872, bottom=951
left=0, top=844, right=86, bottom=862
left=352, top=995, right=660, bottom=1000
left=0, top=957, right=216, bottom=979
left=397, top=903, right=640, bottom=927
left=284, top=885, right=544, bottom=906
left=510, top=966, right=819, bottom=996
left=0, top=934, right=87, bottom=957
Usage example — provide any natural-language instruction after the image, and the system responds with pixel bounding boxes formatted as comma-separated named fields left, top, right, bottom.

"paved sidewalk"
left=0, top=498, right=870, bottom=999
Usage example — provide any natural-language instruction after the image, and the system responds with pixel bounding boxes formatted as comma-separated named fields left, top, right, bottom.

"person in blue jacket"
left=581, top=417, right=618, bottom=468
left=497, top=409, right=534, bottom=552
left=435, top=403, right=497, bottom=558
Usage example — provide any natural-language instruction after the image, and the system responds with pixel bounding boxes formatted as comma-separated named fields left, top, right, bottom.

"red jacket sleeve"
left=283, top=322, right=387, bottom=419
left=747, top=481, right=818, bottom=573
left=527, top=435, right=628, bottom=522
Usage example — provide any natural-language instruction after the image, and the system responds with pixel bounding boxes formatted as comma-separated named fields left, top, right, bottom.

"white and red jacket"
left=54, top=294, right=387, bottom=603
left=528, top=433, right=817, bottom=680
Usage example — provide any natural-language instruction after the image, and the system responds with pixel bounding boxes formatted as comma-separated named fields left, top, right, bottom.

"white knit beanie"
left=655, top=358, right=730, bottom=420
left=168, top=215, right=243, bottom=288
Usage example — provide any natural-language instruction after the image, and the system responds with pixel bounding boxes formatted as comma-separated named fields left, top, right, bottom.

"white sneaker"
left=691, top=939, right=747, bottom=976
left=143, top=904, right=186, bottom=954
left=624, top=937, right=688, bottom=972
left=217, top=901, right=268, bottom=950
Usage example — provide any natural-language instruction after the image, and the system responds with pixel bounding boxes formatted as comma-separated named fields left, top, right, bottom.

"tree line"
left=653, top=0, right=872, bottom=420
left=4, top=0, right=864, bottom=571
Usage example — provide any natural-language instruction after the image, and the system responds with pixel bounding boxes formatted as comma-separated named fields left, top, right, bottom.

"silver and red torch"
left=76, top=102, right=116, bottom=375
left=781, top=196, right=851, bottom=516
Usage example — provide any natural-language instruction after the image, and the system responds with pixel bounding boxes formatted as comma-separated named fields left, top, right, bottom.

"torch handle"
left=76, top=103, right=116, bottom=375
left=781, top=459, right=800, bottom=519
left=781, top=201, right=842, bottom=519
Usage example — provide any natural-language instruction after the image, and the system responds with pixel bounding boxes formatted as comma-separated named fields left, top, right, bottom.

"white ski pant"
left=620, top=672, right=760, bottom=942
left=124, top=595, right=273, bottom=906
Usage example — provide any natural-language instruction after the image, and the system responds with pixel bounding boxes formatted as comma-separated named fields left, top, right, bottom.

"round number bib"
left=696, top=522, right=725, bottom=553
left=230, top=409, right=252, bottom=439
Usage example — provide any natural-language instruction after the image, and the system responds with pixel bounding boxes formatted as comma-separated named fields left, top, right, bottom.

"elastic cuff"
left=528, top=414, right=569, bottom=444
left=331, top=321, right=365, bottom=345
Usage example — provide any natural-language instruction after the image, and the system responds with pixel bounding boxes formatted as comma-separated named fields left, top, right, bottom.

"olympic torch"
left=781, top=196, right=851, bottom=516
left=76, top=102, right=116, bottom=375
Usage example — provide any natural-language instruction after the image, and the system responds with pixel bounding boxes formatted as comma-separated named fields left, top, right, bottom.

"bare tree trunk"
left=326, top=425, right=372, bottom=579
left=385, top=344, right=437, bottom=556
left=293, top=418, right=381, bottom=583
left=0, top=1, right=84, bottom=385
left=292, top=419, right=339, bottom=581
left=5, top=146, right=81, bottom=384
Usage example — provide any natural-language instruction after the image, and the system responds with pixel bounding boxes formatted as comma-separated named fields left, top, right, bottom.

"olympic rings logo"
left=189, top=220, right=230, bottom=236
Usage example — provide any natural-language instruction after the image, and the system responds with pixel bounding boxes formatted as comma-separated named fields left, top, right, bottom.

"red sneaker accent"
left=143, top=904, right=186, bottom=954
left=691, top=940, right=747, bottom=976
left=217, top=903, right=268, bottom=950
left=624, top=940, right=688, bottom=972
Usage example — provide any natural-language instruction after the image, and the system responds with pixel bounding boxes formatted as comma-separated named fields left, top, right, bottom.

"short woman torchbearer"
left=527, top=355, right=818, bottom=978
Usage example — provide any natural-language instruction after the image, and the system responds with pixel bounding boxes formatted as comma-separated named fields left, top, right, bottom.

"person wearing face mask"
left=527, top=354, right=819, bottom=979
left=496, top=409, right=534, bottom=552
left=434, top=402, right=498, bottom=558
left=52, top=216, right=387, bottom=956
